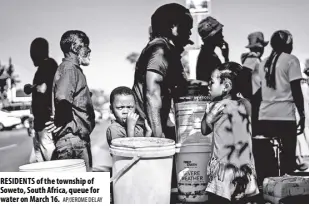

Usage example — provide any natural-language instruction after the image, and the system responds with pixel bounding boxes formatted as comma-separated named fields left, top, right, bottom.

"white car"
left=0, top=110, right=22, bottom=130
left=1, top=103, right=32, bottom=127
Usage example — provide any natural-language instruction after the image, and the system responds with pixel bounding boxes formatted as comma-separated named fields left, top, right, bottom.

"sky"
left=0, top=0, right=308, bottom=94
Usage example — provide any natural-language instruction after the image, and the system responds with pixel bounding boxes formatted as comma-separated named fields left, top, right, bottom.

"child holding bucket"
left=201, top=62, right=259, bottom=203
left=106, top=86, right=152, bottom=145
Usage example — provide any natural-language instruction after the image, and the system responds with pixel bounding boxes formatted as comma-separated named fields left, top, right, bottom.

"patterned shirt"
left=52, top=56, right=95, bottom=142
left=205, top=99, right=259, bottom=200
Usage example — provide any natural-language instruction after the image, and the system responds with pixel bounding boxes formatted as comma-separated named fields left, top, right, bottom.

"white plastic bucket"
left=174, top=100, right=211, bottom=146
left=19, top=159, right=86, bottom=172
left=175, top=143, right=212, bottom=203
left=110, top=137, right=176, bottom=204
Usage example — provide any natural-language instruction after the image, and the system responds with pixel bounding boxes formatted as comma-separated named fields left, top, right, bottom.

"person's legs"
left=38, top=130, right=55, bottom=161
left=278, top=121, right=297, bottom=175
left=53, top=135, right=92, bottom=172
left=254, top=120, right=278, bottom=187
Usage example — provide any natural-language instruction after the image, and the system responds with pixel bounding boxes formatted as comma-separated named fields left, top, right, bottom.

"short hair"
left=60, top=30, right=89, bottom=54
left=216, top=62, right=243, bottom=98
left=30, top=37, right=49, bottom=65
left=110, top=86, right=134, bottom=104
left=151, top=3, right=192, bottom=39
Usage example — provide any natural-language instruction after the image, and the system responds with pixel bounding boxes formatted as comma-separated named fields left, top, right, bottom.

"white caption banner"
left=0, top=172, right=110, bottom=206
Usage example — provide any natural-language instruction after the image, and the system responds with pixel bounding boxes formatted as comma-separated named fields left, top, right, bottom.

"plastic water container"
left=19, top=159, right=86, bottom=172
left=110, top=137, right=176, bottom=204
left=174, top=99, right=211, bottom=147
left=175, top=143, right=212, bottom=203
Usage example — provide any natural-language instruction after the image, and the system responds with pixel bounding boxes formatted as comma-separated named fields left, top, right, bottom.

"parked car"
left=1, top=103, right=32, bottom=127
left=0, top=110, right=22, bottom=130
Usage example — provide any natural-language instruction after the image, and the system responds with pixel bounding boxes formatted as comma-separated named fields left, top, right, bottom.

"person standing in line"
left=196, top=16, right=229, bottom=83
left=106, top=86, right=152, bottom=145
left=257, top=30, right=307, bottom=177
left=45, top=30, right=95, bottom=172
left=132, top=3, right=202, bottom=139
left=201, top=62, right=259, bottom=203
left=240, top=31, right=268, bottom=136
left=28, top=37, right=58, bottom=163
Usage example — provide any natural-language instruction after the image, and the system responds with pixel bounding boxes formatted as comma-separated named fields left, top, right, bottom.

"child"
left=201, top=62, right=259, bottom=203
left=106, top=86, right=152, bottom=145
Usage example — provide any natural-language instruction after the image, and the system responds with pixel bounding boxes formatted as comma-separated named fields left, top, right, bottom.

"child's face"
left=111, top=94, right=136, bottom=125
left=208, top=69, right=225, bottom=100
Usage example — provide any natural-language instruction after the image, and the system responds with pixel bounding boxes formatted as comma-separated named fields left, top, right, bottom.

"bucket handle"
left=110, top=155, right=141, bottom=183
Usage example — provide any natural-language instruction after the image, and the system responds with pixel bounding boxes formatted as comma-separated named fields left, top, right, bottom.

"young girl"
left=201, top=62, right=259, bottom=202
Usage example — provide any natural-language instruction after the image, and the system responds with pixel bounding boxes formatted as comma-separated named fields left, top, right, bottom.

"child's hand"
left=145, top=119, right=152, bottom=137
left=127, top=111, right=139, bottom=129
left=206, top=102, right=226, bottom=124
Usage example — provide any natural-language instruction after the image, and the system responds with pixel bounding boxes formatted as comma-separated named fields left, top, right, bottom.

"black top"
left=196, top=45, right=222, bottom=82
left=32, top=57, right=58, bottom=131
left=132, top=37, right=187, bottom=133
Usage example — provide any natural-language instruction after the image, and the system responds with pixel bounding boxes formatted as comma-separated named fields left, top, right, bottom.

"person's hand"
left=126, top=111, right=139, bottom=129
left=220, top=40, right=229, bottom=62
left=144, top=119, right=152, bottom=137
left=206, top=102, right=226, bottom=124
left=297, top=115, right=305, bottom=135
left=45, top=116, right=63, bottom=133
left=36, top=83, right=47, bottom=94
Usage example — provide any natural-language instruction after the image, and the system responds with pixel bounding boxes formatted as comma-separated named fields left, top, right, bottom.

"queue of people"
left=26, top=2, right=308, bottom=203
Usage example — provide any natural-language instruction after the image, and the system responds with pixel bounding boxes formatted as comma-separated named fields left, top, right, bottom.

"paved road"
left=0, top=129, right=32, bottom=172
left=0, top=119, right=113, bottom=172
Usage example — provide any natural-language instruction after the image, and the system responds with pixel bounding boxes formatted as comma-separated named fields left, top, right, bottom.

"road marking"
left=0, top=144, right=17, bottom=151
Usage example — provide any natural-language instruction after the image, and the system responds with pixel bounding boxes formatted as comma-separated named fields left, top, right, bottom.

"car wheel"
left=0, top=123, right=4, bottom=131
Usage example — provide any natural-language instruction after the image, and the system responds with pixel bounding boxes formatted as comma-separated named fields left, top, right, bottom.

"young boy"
left=202, top=62, right=259, bottom=203
left=106, top=86, right=152, bottom=145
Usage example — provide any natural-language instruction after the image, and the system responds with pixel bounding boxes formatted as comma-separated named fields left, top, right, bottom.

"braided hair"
left=264, top=30, right=293, bottom=89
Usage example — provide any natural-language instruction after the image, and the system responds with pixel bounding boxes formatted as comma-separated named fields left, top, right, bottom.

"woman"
left=257, top=30, right=306, bottom=178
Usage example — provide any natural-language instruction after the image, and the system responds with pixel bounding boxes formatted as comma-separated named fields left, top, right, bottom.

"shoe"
left=296, top=163, right=309, bottom=171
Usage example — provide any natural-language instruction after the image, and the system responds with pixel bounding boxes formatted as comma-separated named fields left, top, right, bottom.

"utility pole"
left=185, top=0, right=211, bottom=79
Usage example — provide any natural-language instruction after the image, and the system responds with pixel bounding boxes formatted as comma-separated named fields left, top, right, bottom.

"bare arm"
left=146, top=71, right=164, bottom=137
left=201, top=102, right=226, bottom=135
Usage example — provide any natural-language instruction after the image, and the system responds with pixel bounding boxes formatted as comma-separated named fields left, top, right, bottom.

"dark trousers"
left=251, top=91, right=261, bottom=137
left=256, top=120, right=297, bottom=179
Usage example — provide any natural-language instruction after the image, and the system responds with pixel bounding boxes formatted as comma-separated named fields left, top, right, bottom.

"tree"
left=0, top=58, right=20, bottom=101
left=126, top=52, right=140, bottom=65
left=6, top=57, right=20, bottom=87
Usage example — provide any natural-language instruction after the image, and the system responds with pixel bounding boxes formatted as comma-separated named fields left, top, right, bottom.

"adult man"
left=28, top=37, right=58, bottom=163
left=240, top=32, right=268, bottom=136
left=46, top=30, right=95, bottom=171
left=132, top=3, right=198, bottom=138
left=196, top=16, right=229, bottom=83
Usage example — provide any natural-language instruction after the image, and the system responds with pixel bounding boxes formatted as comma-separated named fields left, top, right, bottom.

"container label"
left=174, top=101, right=212, bottom=145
